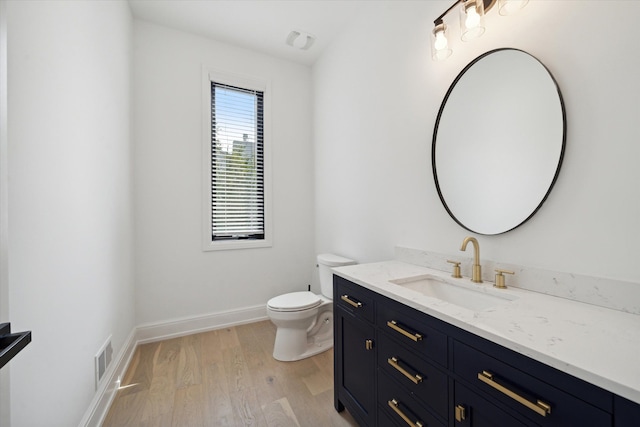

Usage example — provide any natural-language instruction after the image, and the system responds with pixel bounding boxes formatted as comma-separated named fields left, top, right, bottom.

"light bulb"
left=431, top=22, right=452, bottom=61
left=434, top=31, right=448, bottom=51
left=465, top=6, right=480, bottom=29
left=460, top=0, right=485, bottom=41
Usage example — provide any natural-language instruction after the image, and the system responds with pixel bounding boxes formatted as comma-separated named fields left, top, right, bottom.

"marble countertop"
left=333, top=260, right=640, bottom=405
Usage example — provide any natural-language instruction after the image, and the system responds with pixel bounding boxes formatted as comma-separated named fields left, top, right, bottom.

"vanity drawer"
left=377, top=300, right=447, bottom=367
left=454, top=382, right=531, bottom=427
left=378, top=369, right=446, bottom=427
left=453, top=341, right=612, bottom=426
left=334, top=275, right=375, bottom=323
left=614, top=395, right=640, bottom=426
left=377, top=404, right=401, bottom=427
left=378, top=332, right=448, bottom=419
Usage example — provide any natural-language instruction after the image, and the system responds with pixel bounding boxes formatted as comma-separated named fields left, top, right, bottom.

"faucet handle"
left=447, top=260, right=462, bottom=278
left=494, top=269, right=514, bottom=289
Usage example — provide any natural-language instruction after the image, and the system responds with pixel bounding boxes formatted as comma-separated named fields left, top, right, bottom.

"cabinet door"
left=335, top=306, right=376, bottom=426
left=454, top=382, right=532, bottom=427
left=614, top=395, right=640, bottom=427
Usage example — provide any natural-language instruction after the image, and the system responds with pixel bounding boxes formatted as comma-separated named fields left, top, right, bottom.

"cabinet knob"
left=365, top=339, right=373, bottom=351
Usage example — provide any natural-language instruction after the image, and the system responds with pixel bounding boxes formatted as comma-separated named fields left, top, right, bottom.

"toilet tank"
left=317, top=253, right=356, bottom=299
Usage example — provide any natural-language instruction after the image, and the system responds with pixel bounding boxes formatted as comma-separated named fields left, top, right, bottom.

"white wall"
left=0, top=1, right=10, bottom=424
left=3, top=0, right=638, bottom=424
left=6, top=1, right=134, bottom=426
left=133, top=21, right=315, bottom=325
left=313, top=0, right=640, bottom=284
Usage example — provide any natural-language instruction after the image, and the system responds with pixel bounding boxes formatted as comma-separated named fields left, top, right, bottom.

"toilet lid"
left=267, top=291, right=321, bottom=312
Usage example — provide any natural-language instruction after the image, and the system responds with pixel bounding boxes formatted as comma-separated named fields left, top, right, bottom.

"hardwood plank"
left=171, top=384, right=205, bottom=427
left=261, top=397, right=300, bottom=427
left=301, top=368, right=333, bottom=396
left=176, top=333, right=202, bottom=388
left=316, top=388, right=359, bottom=426
left=218, top=326, right=241, bottom=349
left=141, top=338, right=181, bottom=422
left=202, top=361, right=237, bottom=426
left=200, top=329, right=224, bottom=365
left=121, top=346, right=141, bottom=387
left=251, top=320, right=277, bottom=355
left=139, top=414, right=172, bottom=427
left=120, top=341, right=160, bottom=396
left=311, top=343, right=334, bottom=376
left=223, top=345, right=268, bottom=426
left=235, top=323, right=286, bottom=408
left=102, top=389, right=149, bottom=427
left=104, top=321, right=358, bottom=427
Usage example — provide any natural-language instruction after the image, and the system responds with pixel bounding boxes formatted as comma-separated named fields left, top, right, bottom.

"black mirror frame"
left=432, top=48, right=567, bottom=235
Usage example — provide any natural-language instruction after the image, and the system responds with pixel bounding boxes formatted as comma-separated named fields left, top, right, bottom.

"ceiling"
left=128, top=0, right=370, bottom=66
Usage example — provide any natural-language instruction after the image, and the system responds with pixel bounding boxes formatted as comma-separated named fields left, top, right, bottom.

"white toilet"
left=267, top=253, right=356, bottom=362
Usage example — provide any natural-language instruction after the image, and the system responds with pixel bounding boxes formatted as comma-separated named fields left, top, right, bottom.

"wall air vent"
left=95, top=336, right=113, bottom=389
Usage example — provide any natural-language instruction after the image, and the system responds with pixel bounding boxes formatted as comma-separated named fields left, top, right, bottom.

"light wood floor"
left=102, top=320, right=358, bottom=427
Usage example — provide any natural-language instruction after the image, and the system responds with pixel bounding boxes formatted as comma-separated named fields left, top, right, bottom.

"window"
left=203, top=70, right=271, bottom=250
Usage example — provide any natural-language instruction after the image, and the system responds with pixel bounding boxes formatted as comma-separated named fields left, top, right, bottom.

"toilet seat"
left=267, top=291, right=321, bottom=312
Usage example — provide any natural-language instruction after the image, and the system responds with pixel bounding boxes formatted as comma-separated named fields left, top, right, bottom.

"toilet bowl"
left=267, top=253, right=356, bottom=361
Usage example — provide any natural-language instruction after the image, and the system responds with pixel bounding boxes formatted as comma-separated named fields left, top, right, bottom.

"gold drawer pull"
left=387, top=320, right=423, bottom=342
left=340, top=295, right=362, bottom=308
left=388, top=399, right=424, bottom=427
left=478, top=371, right=551, bottom=417
left=388, top=357, right=423, bottom=384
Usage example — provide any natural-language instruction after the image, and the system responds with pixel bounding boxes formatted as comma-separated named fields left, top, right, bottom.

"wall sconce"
left=460, top=0, right=485, bottom=41
left=431, top=0, right=528, bottom=61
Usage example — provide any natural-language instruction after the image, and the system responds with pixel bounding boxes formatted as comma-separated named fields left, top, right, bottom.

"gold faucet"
left=460, top=236, right=482, bottom=283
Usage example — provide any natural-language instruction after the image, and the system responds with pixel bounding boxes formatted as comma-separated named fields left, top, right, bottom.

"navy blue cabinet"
left=378, top=369, right=446, bottom=427
left=454, top=382, right=532, bottom=427
left=615, top=395, right=640, bottom=426
left=333, top=276, right=639, bottom=427
left=453, top=340, right=611, bottom=426
left=334, top=276, right=376, bottom=426
left=377, top=332, right=448, bottom=420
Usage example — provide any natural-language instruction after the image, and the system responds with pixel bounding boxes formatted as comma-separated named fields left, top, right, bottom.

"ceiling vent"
left=286, top=30, right=315, bottom=50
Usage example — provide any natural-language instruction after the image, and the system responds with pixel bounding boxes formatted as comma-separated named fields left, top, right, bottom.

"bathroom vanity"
left=332, top=261, right=640, bottom=427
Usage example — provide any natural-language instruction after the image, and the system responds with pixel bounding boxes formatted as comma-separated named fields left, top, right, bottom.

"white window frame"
left=202, top=67, right=272, bottom=251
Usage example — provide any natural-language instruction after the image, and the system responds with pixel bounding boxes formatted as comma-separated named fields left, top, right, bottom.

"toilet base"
left=273, top=334, right=333, bottom=362
left=272, top=309, right=333, bottom=362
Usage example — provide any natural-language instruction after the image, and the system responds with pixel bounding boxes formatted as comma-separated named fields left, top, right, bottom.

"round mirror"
left=432, top=48, right=566, bottom=235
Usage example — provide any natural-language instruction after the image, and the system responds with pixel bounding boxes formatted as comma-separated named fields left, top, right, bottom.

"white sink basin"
left=389, top=274, right=518, bottom=311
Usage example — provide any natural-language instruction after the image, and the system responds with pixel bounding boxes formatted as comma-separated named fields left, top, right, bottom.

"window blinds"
left=211, top=82, right=264, bottom=240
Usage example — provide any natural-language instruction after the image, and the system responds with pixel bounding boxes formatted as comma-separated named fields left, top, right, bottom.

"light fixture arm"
left=434, top=0, right=496, bottom=25
left=431, top=0, right=513, bottom=61
left=434, top=0, right=463, bottom=26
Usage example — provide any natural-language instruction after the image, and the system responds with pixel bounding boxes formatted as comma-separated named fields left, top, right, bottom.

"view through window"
left=210, top=82, right=265, bottom=241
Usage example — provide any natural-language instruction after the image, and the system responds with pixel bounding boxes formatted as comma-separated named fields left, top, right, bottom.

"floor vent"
left=95, top=336, right=113, bottom=389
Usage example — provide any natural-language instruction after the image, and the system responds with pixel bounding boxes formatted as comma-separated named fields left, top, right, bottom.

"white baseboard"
left=78, top=328, right=137, bottom=427
left=78, top=304, right=268, bottom=427
left=136, top=304, right=268, bottom=344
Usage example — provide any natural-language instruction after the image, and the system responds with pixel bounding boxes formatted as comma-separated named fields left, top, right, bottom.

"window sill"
left=202, top=238, right=272, bottom=252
